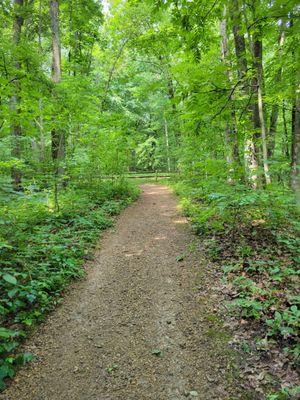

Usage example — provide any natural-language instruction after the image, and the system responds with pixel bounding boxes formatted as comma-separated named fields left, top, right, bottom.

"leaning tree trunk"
left=50, top=0, right=65, bottom=180
left=11, top=0, right=24, bottom=191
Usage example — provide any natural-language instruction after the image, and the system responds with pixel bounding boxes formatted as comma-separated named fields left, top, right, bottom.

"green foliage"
left=172, top=177, right=299, bottom=369
left=0, top=180, right=139, bottom=389
left=0, top=0, right=299, bottom=395
left=266, top=385, right=300, bottom=400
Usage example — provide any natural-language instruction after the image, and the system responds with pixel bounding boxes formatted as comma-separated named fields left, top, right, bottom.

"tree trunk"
left=50, top=0, right=65, bottom=178
left=164, top=116, right=171, bottom=172
left=11, top=0, right=24, bottom=191
left=220, top=10, right=240, bottom=181
left=268, top=22, right=285, bottom=157
left=291, top=29, right=300, bottom=204
left=282, top=100, right=290, bottom=158
left=37, top=0, right=45, bottom=164
left=252, top=27, right=271, bottom=184
left=230, top=0, right=258, bottom=187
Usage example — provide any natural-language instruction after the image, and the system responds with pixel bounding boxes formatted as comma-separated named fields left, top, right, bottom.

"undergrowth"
left=0, top=179, right=139, bottom=389
left=172, top=177, right=299, bottom=398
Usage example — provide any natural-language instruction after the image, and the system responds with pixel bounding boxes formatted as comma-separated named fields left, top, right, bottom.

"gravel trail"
left=1, top=184, right=238, bottom=400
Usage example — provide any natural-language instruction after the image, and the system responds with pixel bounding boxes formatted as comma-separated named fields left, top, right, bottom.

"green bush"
left=0, top=180, right=139, bottom=389
left=171, top=177, right=299, bottom=365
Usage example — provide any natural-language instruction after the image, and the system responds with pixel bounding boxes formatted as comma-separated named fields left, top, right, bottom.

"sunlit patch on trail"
left=172, top=217, right=188, bottom=225
left=154, top=235, right=167, bottom=240
left=124, top=249, right=143, bottom=257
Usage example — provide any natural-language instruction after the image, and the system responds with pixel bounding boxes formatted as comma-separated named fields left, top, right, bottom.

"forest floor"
left=0, top=184, right=242, bottom=400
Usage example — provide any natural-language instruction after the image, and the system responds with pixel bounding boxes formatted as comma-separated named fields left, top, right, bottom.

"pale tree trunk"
left=291, top=88, right=300, bottom=205
left=50, top=0, right=65, bottom=181
left=164, top=116, right=171, bottom=172
left=282, top=100, right=290, bottom=158
left=230, top=0, right=258, bottom=188
left=38, top=0, right=45, bottom=163
left=252, top=26, right=271, bottom=184
left=291, top=21, right=300, bottom=205
left=268, top=22, right=285, bottom=156
left=220, top=10, right=240, bottom=182
left=11, top=0, right=24, bottom=191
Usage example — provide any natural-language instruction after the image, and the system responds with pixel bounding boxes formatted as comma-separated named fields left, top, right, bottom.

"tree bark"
left=11, top=0, right=24, bottom=191
left=268, top=22, right=285, bottom=157
left=252, top=26, right=271, bottom=184
left=291, top=24, right=300, bottom=204
left=220, top=10, right=240, bottom=180
left=164, top=116, right=171, bottom=172
left=50, top=0, right=65, bottom=178
left=230, top=0, right=258, bottom=187
left=282, top=100, right=289, bottom=158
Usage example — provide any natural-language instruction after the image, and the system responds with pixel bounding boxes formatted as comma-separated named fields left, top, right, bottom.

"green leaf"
left=15, top=352, right=35, bottom=366
left=0, top=328, right=19, bottom=339
left=2, top=274, right=17, bottom=285
left=151, top=348, right=163, bottom=357
left=106, top=364, right=119, bottom=373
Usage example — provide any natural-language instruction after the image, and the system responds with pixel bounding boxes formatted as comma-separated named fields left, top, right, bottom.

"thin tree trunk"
left=291, top=21, right=300, bottom=204
left=268, top=22, right=285, bottom=157
left=38, top=0, right=45, bottom=163
left=50, top=0, right=65, bottom=180
left=220, top=10, right=240, bottom=181
left=258, top=83, right=271, bottom=184
left=101, top=39, right=128, bottom=110
left=11, top=0, right=24, bottom=191
left=252, top=26, right=271, bottom=184
left=282, top=100, right=289, bottom=158
left=230, top=0, right=258, bottom=187
left=167, top=77, right=180, bottom=145
left=164, top=116, right=171, bottom=172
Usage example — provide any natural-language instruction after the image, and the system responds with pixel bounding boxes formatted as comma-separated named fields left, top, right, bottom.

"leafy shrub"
left=171, top=177, right=299, bottom=366
left=0, top=180, right=139, bottom=389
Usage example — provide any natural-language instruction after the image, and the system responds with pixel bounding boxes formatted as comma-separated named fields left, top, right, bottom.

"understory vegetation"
left=0, top=180, right=138, bottom=388
left=0, top=0, right=299, bottom=397
left=173, top=178, right=299, bottom=398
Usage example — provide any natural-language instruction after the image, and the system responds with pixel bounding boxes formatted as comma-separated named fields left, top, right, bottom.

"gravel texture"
left=1, top=184, right=239, bottom=400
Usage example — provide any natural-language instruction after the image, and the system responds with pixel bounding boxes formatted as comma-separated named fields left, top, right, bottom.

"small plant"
left=106, top=364, right=119, bottom=373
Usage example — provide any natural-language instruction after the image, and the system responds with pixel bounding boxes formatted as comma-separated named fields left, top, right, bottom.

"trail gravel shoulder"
left=1, top=184, right=241, bottom=400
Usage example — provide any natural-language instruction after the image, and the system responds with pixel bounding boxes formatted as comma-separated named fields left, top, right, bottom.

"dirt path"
left=1, top=185, right=239, bottom=400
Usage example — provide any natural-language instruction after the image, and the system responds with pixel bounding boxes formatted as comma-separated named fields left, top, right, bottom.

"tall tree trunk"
left=166, top=77, right=180, bottom=145
left=220, top=9, right=240, bottom=182
left=11, top=0, right=24, bottom=191
left=50, top=0, right=65, bottom=179
left=291, top=92, right=300, bottom=204
left=252, top=25, right=271, bottom=184
left=291, top=21, right=300, bottom=204
left=37, top=0, right=45, bottom=164
left=230, top=0, right=258, bottom=187
left=268, top=23, right=285, bottom=157
left=282, top=100, right=290, bottom=158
